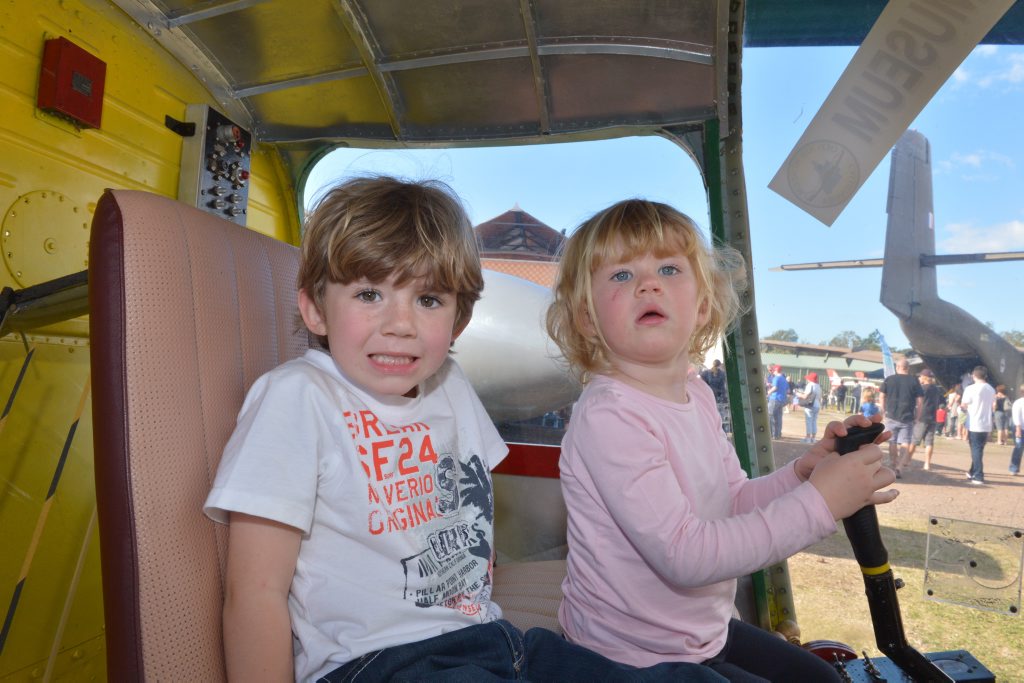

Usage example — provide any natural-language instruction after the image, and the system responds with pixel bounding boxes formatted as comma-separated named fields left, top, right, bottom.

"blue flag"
left=879, top=332, right=895, bottom=378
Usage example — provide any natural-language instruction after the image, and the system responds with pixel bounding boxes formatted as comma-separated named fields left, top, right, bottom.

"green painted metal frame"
left=695, top=0, right=797, bottom=632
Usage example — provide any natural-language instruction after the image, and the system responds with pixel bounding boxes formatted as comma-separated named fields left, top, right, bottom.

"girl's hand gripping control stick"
left=836, top=423, right=953, bottom=682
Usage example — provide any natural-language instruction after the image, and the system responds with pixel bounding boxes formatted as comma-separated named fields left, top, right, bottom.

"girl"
left=546, top=199, right=897, bottom=681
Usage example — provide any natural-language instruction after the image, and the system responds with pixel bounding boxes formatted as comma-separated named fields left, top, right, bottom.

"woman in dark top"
left=994, top=385, right=1010, bottom=446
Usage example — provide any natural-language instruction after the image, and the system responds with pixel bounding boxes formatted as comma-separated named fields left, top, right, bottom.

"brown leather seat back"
left=89, top=190, right=309, bottom=682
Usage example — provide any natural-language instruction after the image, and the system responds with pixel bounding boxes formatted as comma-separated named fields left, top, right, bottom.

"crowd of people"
left=765, top=359, right=1023, bottom=485
left=932, top=369, right=1024, bottom=483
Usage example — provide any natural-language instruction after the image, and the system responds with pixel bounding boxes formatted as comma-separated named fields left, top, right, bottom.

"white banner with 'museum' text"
left=769, top=0, right=1014, bottom=226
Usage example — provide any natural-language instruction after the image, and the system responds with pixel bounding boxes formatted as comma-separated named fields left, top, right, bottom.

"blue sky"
left=305, top=45, right=1024, bottom=350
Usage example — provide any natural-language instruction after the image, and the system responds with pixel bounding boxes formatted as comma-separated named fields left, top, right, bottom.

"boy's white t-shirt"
left=205, top=349, right=508, bottom=681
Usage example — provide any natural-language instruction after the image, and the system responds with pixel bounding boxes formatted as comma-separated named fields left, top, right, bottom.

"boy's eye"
left=659, top=265, right=680, bottom=276
left=418, top=295, right=443, bottom=309
left=610, top=270, right=632, bottom=282
left=356, top=289, right=381, bottom=303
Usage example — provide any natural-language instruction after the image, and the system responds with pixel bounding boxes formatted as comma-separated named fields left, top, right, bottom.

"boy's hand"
left=794, top=413, right=888, bottom=481
left=809, top=446, right=899, bottom=519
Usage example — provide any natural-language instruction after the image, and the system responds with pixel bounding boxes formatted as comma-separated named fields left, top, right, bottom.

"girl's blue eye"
left=611, top=271, right=632, bottom=282
left=659, top=265, right=680, bottom=276
left=356, top=289, right=381, bottom=303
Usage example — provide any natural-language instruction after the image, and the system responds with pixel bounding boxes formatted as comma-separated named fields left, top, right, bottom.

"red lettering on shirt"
left=343, top=410, right=360, bottom=440
left=419, top=434, right=438, bottom=465
left=360, top=410, right=383, bottom=438
left=397, top=437, right=417, bottom=475
left=357, top=445, right=371, bottom=477
left=367, top=497, right=440, bottom=534
left=372, top=439, right=394, bottom=480
left=352, top=409, right=451, bottom=535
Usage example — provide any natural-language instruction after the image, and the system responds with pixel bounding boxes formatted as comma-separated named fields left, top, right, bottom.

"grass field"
left=788, top=519, right=1024, bottom=681
left=777, top=408, right=1024, bottom=680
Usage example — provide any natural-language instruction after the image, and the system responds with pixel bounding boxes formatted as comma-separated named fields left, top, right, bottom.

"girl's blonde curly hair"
left=546, top=199, right=747, bottom=383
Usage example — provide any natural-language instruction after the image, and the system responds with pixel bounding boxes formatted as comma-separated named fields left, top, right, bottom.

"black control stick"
left=836, top=423, right=953, bottom=682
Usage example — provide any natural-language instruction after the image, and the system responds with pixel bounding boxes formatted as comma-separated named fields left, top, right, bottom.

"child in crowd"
left=935, top=405, right=947, bottom=441
left=204, top=178, right=724, bottom=682
left=945, top=385, right=962, bottom=437
left=860, top=387, right=880, bottom=419
left=546, top=199, right=898, bottom=681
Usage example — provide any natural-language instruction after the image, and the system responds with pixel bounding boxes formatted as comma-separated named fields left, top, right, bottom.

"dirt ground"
left=769, top=409, right=1024, bottom=678
left=772, top=407, right=1024, bottom=530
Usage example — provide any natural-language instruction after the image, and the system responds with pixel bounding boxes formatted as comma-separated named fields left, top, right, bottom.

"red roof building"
left=475, top=204, right=565, bottom=261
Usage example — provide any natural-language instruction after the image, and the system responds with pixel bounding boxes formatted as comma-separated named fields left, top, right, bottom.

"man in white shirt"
left=960, top=366, right=996, bottom=484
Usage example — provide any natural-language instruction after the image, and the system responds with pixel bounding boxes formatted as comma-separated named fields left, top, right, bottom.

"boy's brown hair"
left=299, top=176, right=484, bottom=345
left=546, top=199, right=747, bottom=382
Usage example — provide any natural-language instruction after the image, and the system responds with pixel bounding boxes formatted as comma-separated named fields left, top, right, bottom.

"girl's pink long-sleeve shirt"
left=558, top=374, right=836, bottom=667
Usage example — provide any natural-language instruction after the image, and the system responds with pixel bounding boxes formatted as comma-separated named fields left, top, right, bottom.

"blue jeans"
left=803, top=406, right=819, bottom=439
left=318, top=620, right=726, bottom=682
left=967, top=431, right=988, bottom=481
left=1010, top=437, right=1022, bottom=474
left=768, top=399, right=785, bottom=439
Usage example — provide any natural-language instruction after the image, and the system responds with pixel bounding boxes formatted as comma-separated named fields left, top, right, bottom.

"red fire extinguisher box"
left=37, top=36, right=106, bottom=129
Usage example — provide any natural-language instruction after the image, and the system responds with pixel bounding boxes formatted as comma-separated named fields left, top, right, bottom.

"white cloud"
left=956, top=50, right=1024, bottom=89
left=951, top=66, right=970, bottom=88
left=935, top=150, right=1014, bottom=179
left=1002, top=53, right=1024, bottom=83
left=952, top=152, right=983, bottom=168
left=940, top=220, right=1024, bottom=253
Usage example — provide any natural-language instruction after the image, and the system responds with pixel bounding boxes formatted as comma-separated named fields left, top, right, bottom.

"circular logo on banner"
left=786, top=140, right=861, bottom=209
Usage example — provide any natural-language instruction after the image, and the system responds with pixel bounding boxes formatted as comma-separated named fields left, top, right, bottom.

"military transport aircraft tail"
left=776, top=130, right=1024, bottom=394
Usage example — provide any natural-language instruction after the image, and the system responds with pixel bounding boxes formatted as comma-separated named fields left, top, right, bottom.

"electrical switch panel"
left=177, top=105, right=252, bottom=225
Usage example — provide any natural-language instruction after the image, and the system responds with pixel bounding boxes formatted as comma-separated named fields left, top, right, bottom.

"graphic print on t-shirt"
left=345, top=407, right=494, bottom=616
left=401, top=455, right=494, bottom=614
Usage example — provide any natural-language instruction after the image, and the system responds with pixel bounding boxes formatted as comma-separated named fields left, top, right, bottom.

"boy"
left=205, top=177, right=722, bottom=682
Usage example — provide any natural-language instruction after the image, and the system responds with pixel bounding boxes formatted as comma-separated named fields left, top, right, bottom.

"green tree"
left=826, top=330, right=860, bottom=349
left=858, top=330, right=882, bottom=351
left=766, top=328, right=800, bottom=342
left=1001, top=329, right=1024, bottom=347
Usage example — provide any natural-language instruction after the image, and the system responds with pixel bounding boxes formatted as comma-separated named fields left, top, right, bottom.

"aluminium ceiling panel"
left=358, top=0, right=527, bottom=59
left=535, top=0, right=717, bottom=51
left=544, top=53, right=716, bottom=133
left=393, top=57, right=541, bottom=141
left=179, top=0, right=361, bottom=88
